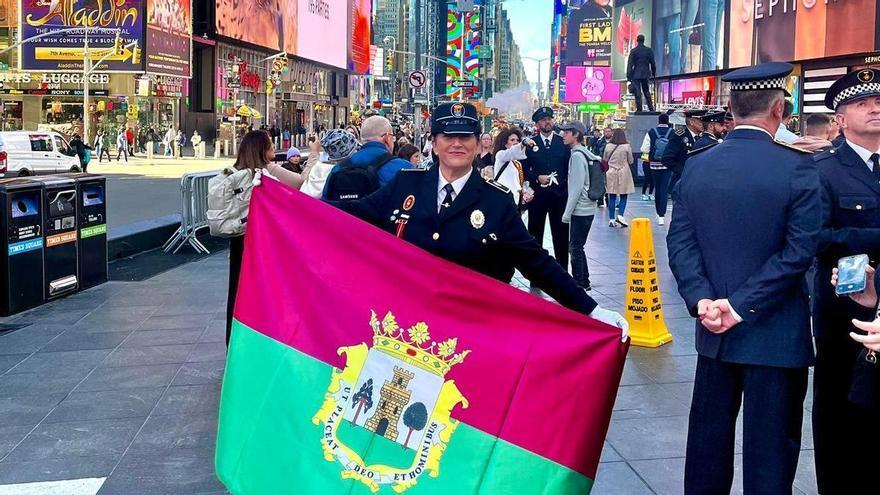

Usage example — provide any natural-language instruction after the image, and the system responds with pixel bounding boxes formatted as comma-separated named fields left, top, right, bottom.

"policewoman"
left=524, top=106, right=572, bottom=271
left=811, top=67, right=880, bottom=494
left=330, top=102, right=628, bottom=336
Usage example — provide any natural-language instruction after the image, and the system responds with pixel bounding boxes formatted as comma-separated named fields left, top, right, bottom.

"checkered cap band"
left=834, top=83, right=880, bottom=108
left=730, top=77, right=786, bottom=91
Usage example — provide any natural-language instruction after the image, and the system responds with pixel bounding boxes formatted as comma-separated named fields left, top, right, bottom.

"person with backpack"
left=640, top=113, right=674, bottom=225
left=207, top=130, right=275, bottom=346
left=560, top=121, right=600, bottom=291
left=322, top=116, right=412, bottom=201
left=301, top=129, right=359, bottom=198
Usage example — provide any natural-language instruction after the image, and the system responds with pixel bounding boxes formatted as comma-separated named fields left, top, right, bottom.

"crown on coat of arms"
left=370, top=310, right=470, bottom=378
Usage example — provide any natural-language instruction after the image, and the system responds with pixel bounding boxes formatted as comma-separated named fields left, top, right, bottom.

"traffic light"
left=114, top=34, right=124, bottom=56
left=385, top=53, right=394, bottom=70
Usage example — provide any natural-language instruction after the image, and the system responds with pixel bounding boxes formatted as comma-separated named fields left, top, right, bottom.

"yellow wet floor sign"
left=625, top=218, right=673, bottom=347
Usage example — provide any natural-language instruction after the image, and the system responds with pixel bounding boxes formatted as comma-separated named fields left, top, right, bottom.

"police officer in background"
left=811, top=67, right=880, bottom=494
left=330, top=102, right=628, bottom=336
left=667, top=62, right=821, bottom=494
left=524, top=106, right=572, bottom=272
left=661, top=109, right=704, bottom=205
left=692, top=111, right=726, bottom=151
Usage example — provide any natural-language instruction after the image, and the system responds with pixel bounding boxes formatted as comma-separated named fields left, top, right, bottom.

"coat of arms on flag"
left=313, top=310, right=469, bottom=493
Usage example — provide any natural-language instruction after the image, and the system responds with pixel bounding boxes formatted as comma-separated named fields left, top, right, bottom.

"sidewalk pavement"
left=0, top=198, right=818, bottom=494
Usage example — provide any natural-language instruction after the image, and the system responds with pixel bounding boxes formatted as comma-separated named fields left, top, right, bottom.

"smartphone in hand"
left=836, top=254, right=870, bottom=296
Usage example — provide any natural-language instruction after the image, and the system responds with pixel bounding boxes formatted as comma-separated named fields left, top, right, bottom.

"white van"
left=0, top=131, right=82, bottom=178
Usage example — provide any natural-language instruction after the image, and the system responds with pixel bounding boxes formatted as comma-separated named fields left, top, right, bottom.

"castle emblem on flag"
left=312, top=310, right=470, bottom=493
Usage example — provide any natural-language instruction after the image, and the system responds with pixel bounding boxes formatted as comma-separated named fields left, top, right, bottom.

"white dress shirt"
left=845, top=139, right=880, bottom=172
left=437, top=168, right=472, bottom=212
left=735, top=125, right=775, bottom=138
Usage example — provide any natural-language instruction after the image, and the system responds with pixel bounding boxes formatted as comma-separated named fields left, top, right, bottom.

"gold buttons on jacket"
left=432, top=233, right=440, bottom=241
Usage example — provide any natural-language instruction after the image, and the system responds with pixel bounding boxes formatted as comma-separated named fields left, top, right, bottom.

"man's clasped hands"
left=696, top=298, right=741, bottom=334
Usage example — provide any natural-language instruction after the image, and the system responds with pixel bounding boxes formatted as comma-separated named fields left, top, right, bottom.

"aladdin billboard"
left=19, top=0, right=144, bottom=72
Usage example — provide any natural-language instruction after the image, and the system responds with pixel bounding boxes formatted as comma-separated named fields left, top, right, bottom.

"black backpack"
left=325, top=153, right=396, bottom=201
left=573, top=150, right=606, bottom=201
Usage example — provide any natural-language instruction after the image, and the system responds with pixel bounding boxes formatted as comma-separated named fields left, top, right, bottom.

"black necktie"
left=544, top=137, right=551, bottom=148
left=872, top=154, right=880, bottom=182
left=440, top=183, right=455, bottom=212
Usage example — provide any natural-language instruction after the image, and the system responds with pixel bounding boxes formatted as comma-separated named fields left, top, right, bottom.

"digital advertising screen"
left=297, top=0, right=347, bottom=69
left=611, top=0, right=652, bottom=81
left=146, top=0, right=192, bottom=78
left=564, top=0, right=613, bottom=66
left=215, top=0, right=297, bottom=53
left=563, top=66, right=620, bottom=103
left=19, top=0, right=145, bottom=72
left=350, top=0, right=372, bottom=74
left=652, top=0, right=726, bottom=77
left=444, top=3, right=481, bottom=99
left=728, top=0, right=878, bottom=67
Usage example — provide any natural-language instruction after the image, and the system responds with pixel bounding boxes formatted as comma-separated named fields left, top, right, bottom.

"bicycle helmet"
left=320, top=129, right=358, bottom=162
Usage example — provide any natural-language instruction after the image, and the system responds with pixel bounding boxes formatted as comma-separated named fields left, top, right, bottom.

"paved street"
left=0, top=198, right=818, bottom=494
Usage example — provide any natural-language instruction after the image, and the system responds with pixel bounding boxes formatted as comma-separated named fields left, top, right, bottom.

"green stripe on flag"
left=80, top=224, right=107, bottom=239
left=216, top=321, right=594, bottom=494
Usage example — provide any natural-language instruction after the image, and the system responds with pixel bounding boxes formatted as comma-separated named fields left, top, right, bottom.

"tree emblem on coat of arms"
left=312, top=310, right=470, bottom=493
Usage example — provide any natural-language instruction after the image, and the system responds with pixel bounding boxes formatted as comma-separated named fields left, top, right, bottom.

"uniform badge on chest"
left=403, top=195, right=415, bottom=211
left=470, top=210, right=485, bottom=229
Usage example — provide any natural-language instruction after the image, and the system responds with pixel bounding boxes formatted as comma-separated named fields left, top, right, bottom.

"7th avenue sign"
left=452, top=79, right=474, bottom=88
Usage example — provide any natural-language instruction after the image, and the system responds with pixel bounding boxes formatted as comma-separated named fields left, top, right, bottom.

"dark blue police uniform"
left=811, top=67, right=880, bottom=494
left=660, top=111, right=702, bottom=203
left=523, top=107, right=572, bottom=271
left=667, top=62, right=822, bottom=494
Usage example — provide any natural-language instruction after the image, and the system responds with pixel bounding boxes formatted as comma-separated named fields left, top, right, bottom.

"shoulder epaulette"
left=813, top=148, right=838, bottom=162
left=774, top=140, right=813, bottom=154
left=687, top=142, right=719, bottom=156
left=675, top=128, right=686, bottom=136
left=484, top=177, right=510, bottom=193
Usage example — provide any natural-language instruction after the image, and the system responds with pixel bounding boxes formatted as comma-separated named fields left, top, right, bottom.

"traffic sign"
left=452, top=79, right=475, bottom=88
left=408, top=70, right=427, bottom=89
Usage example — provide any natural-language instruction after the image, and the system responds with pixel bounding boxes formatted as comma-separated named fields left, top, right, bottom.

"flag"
left=216, top=178, right=628, bottom=494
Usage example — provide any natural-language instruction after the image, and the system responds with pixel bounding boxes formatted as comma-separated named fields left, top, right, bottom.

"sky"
left=505, top=0, right=554, bottom=96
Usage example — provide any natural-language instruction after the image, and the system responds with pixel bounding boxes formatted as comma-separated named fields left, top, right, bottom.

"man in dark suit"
left=331, top=102, right=628, bottom=334
left=626, top=34, right=656, bottom=112
left=659, top=109, right=704, bottom=217
left=667, top=62, right=821, bottom=494
left=523, top=107, right=572, bottom=272
left=811, top=67, right=880, bottom=494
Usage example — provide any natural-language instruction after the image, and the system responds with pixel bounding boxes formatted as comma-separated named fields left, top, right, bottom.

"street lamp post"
left=258, top=51, right=286, bottom=133
left=522, top=56, right=550, bottom=107
left=383, top=36, right=397, bottom=109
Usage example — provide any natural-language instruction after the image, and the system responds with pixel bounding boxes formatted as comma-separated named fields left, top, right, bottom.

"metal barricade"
left=163, top=170, right=220, bottom=254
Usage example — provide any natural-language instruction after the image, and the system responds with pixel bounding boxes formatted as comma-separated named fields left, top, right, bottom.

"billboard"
left=563, top=66, right=620, bottom=103
left=445, top=3, right=480, bottom=99
left=652, top=0, right=726, bottom=76
left=20, top=0, right=144, bottom=72
left=146, top=0, right=192, bottom=77
left=297, top=0, right=347, bottom=69
left=215, top=0, right=297, bottom=53
left=728, top=0, right=879, bottom=68
left=564, top=1, right=613, bottom=65
left=611, top=0, right=652, bottom=81
left=350, top=0, right=372, bottom=74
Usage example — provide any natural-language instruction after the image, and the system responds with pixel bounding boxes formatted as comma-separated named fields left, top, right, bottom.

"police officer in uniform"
left=330, top=102, right=628, bottom=335
left=660, top=109, right=704, bottom=203
left=523, top=106, right=572, bottom=272
left=811, top=67, right=880, bottom=494
left=667, top=62, right=821, bottom=494
left=692, top=111, right=726, bottom=151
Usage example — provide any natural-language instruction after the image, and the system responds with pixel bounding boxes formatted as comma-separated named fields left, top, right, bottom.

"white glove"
left=591, top=306, right=630, bottom=342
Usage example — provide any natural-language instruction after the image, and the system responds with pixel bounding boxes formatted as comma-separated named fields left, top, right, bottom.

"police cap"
left=431, top=102, right=481, bottom=136
left=825, top=68, right=880, bottom=111
left=532, top=106, right=554, bottom=123
left=722, top=62, right=793, bottom=95
left=701, top=111, right=726, bottom=123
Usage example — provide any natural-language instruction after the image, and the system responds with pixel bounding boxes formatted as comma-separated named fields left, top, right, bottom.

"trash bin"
left=29, top=176, right=78, bottom=300
left=72, top=174, right=107, bottom=290
left=0, top=179, right=45, bottom=315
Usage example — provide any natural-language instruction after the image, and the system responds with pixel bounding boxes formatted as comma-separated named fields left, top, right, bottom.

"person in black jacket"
left=626, top=34, right=656, bottom=112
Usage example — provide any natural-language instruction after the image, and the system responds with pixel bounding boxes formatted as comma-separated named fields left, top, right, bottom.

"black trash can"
left=0, top=179, right=45, bottom=315
left=72, top=174, right=107, bottom=290
left=29, top=176, right=79, bottom=300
